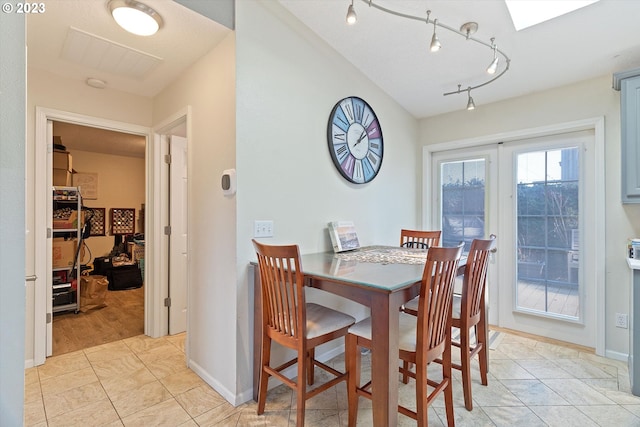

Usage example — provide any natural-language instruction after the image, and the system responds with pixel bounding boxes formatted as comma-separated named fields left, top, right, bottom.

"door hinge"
left=164, top=226, right=171, bottom=236
left=164, top=297, right=171, bottom=308
left=47, top=228, right=52, bottom=238
left=46, top=313, right=52, bottom=324
left=165, top=154, right=171, bottom=164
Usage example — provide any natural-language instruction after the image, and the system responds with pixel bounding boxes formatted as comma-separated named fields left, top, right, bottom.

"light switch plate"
left=254, top=220, right=273, bottom=238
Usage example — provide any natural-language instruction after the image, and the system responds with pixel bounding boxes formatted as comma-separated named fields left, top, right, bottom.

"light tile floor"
left=24, top=330, right=640, bottom=426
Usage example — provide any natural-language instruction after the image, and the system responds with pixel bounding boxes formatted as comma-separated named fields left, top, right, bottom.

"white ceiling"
left=278, top=0, right=640, bottom=118
left=27, top=0, right=230, bottom=157
left=27, top=0, right=640, bottom=155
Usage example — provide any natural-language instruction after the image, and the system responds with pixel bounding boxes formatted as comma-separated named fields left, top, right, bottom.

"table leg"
left=252, top=265, right=261, bottom=402
left=369, top=293, right=400, bottom=427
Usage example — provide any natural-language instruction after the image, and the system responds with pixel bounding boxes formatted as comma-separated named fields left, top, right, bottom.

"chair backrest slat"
left=461, top=235, right=497, bottom=322
left=253, top=240, right=305, bottom=340
left=400, top=229, right=441, bottom=249
left=416, top=244, right=463, bottom=362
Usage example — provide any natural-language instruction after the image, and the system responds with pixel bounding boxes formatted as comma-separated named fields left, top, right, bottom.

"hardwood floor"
left=52, top=285, right=144, bottom=356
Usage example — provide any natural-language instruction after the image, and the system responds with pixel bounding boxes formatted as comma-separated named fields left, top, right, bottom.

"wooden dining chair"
left=451, top=235, right=496, bottom=411
left=345, top=244, right=463, bottom=427
left=400, top=229, right=441, bottom=249
left=252, top=239, right=356, bottom=427
left=399, top=229, right=441, bottom=316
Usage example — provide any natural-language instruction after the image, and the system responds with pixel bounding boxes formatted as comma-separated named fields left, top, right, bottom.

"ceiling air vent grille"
left=61, top=26, right=163, bottom=79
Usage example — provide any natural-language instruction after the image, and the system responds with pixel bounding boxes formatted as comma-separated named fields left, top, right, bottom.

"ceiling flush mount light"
left=345, top=0, right=511, bottom=110
left=108, top=0, right=163, bottom=36
left=86, top=78, right=107, bottom=89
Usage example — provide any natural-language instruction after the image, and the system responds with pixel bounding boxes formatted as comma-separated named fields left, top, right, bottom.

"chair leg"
left=443, top=343, right=455, bottom=427
left=459, top=326, right=473, bottom=411
left=401, top=361, right=411, bottom=384
left=257, top=336, right=271, bottom=415
left=477, top=321, right=489, bottom=386
left=295, top=350, right=307, bottom=427
left=345, top=334, right=360, bottom=427
left=307, top=348, right=315, bottom=386
left=415, top=359, right=428, bottom=427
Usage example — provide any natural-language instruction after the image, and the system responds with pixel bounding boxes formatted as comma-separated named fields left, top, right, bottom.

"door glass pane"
left=516, top=147, right=580, bottom=319
left=441, top=159, right=485, bottom=252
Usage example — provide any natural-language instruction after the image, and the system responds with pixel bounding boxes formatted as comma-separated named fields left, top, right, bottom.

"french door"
left=431, top=146, right=499, bottom=325
left=431, top=129, right=599, bottom=348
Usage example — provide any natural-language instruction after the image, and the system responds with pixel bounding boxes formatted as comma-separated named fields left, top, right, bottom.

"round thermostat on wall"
left=221, top=169, right=236, bottom=196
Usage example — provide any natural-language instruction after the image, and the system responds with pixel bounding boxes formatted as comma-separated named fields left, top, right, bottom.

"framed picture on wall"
left=73, top=172, right=99, bottom=200
left=87, top=207, right=105, bottom=236
left=110, top=208, right=135, bottom=235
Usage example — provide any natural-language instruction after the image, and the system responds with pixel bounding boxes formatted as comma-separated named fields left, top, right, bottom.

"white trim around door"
left=33, top=107, right=154, bottom=364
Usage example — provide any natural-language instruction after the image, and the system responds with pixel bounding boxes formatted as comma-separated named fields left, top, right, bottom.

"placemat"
left=335, top=245, right=428, bottom=265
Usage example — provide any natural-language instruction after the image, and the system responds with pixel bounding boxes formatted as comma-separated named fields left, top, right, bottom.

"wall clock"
left=327, top=96, right=383, bottom=184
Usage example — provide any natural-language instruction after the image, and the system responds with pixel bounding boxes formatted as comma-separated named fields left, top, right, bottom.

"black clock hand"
left=354, top=130, right=367, bottom=146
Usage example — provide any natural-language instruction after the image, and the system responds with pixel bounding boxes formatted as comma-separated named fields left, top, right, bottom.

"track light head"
left=430, top=19, right=441, bottom=52
left=346, top=2, right=357, bottom=25
left=487, top=56, right=499, bottom=74
left=487, top=38, right=498, bottom=74
left=467, top=89, right=475, bottom=110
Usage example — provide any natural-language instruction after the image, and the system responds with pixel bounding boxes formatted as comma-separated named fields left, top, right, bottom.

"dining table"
left=251, top=245, right=466, bottom=427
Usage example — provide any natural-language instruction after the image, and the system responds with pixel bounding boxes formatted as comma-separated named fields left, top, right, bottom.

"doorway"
left=34, top=107, right=190, bottom=364
left=425, top=118, right=605, bottom=353
left=154, top=109, right=190, bottom=338
left=34, top=107, right=156, bottom=365
left=49, top=121, right=146, bottom=355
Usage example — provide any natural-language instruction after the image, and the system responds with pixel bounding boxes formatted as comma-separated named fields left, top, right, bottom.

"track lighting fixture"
left=345, top=0, right=511, bottom=110
left=346, top=0, right=357, bottom=25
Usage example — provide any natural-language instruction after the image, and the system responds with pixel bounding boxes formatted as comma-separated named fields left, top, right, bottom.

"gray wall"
left=0, top=12, right=26, bottom=427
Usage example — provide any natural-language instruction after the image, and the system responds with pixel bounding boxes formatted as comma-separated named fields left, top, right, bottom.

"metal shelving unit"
left=52, top=186, right=82, bottom=313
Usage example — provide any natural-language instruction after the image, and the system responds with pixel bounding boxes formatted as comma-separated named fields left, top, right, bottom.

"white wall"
left=234, top=1, right=420, bottom=401
left=25, top=68, right=152, bottom=363
left=419, top=75, right=640, bottom=357
left=152, top=33, right=237, bottom=401
left=0, top=13, right=26, bottom=426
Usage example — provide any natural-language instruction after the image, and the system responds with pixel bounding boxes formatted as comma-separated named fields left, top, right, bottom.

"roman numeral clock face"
left=327, top=96, right=383, bottom=184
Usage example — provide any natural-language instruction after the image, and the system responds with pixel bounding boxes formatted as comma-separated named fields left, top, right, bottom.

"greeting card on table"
left=328, top=221, right=360, bottom=253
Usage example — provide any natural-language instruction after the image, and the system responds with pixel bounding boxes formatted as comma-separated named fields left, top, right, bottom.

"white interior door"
left=169, top=135, right=188, bottom=334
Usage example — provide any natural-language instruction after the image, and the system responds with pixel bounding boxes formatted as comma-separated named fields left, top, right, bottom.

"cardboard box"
left=53, top=210, right=84, bottom=230
left=53, top=150, right=72, bottom=171
left=52, top=238, right=77, bottom=269
left=53, top=168, right=72, bottom=186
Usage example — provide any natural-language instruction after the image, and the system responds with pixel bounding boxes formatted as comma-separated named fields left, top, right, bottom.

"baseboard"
left=24, top=359, right=34, bottom=369
left=188, top=358, right=241, bottom=406
left=605, top=349, right=629, bottom=363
